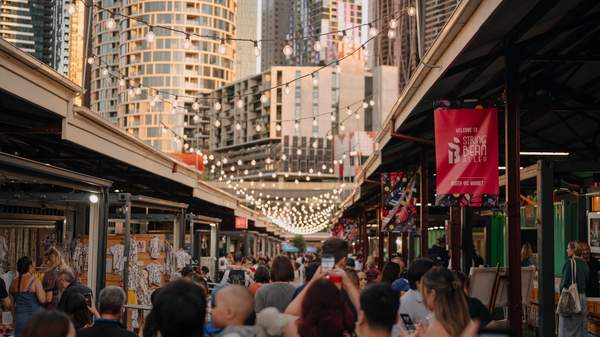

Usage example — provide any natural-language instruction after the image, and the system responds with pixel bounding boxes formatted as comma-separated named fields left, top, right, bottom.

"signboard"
left=381, top=172, right=417, bottom=233
left=434, top=107, right=499, bottom=207
left=235, top=216, right=248, bottom=230
left=589, top=212, right=600, bottom=253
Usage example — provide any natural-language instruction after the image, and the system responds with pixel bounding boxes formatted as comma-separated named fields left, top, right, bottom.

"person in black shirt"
left=580, top=241, right=600, bottom=297
left=56, top=269, right=93, bottom=313
left=0, top=278, right=10, bottom=309
left=78, top=286, right=137, bottom=337
left=455, top=271, right=492, bottom=328
left=428, top=237, right=449, bottom=267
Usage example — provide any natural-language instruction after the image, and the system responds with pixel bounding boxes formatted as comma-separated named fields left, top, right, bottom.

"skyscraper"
left=235, top=0, right=259, bottom=80
left=420, top=0, right=459, bottom=52
left=259, top=0, right=290, bottom=71
left=0, top=0, right=71, bottom=76
left=89, top=0, right=238, bottom=153
left=289, top=0, right=363, bottom=66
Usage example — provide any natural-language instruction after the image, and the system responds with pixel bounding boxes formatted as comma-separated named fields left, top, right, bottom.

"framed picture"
left=588, top=212, right=600, bottom=253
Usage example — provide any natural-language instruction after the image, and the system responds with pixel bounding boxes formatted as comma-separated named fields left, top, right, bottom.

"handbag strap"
left=571, top=258, right=577, bottom=286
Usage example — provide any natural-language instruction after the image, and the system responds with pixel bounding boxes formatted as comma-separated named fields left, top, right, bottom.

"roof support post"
left=89, top=187, right=109, bottom=297
left=462, top=207, right=474, bottom=273
left=420, top=148, right=429, bottom=257
left=361, top=212, right=368, bottom=265
left=122, top=195, right=132, bottom=295
left=377, top=206, right=384, bottom=270
left=537, top=160, right=555, bottom=337
left=449, top=207, right=462, bottom=271
left=505, top=47, right=522, bottom=337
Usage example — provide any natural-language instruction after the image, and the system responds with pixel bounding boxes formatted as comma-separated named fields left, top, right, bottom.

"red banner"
left=434, top=108, right=499, bottom=206
left=235, top=216, right=248, bottom=229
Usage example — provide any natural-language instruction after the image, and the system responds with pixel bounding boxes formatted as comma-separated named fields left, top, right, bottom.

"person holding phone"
left=284, top=266, right=359, bottom=337
left=56, top=269, right=93, bottom=314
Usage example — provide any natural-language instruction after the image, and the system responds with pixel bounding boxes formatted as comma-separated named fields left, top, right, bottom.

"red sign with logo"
left=235, top=216, right=248, bottom=229
left=434, top=108, right=499, bottom=198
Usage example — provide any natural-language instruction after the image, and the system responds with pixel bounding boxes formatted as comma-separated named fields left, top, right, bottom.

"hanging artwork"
left=434, top=101, right=499, bottom=207
left=331, top=218, right=357, bottom=241
left=380, top=171, right=418, bottom=233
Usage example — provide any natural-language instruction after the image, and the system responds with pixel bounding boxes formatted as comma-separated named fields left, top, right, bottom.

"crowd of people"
left=2, top=237, right=540, bottom=337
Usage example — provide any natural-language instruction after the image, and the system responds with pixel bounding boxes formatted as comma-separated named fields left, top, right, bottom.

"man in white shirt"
left=392, top=258, right=435, bottom=337
left=220, top=252, right=253, bottom=287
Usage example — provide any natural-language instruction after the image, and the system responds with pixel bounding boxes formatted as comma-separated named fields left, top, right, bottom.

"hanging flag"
left=381, top=172, right=418, bottom=233
left=434, top=107, right=499, bottom=207
left=235, top=216, right=248, bottom=229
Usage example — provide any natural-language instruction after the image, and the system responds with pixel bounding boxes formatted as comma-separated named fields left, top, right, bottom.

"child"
left=212, top=285, right=255, bottom=337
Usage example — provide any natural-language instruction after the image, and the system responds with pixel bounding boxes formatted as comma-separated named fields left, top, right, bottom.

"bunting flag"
left=381, top=172, right=418, bottom=233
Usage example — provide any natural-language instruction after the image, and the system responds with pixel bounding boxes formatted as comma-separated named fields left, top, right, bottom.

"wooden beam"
left=391, top=132, right=434, bottom=146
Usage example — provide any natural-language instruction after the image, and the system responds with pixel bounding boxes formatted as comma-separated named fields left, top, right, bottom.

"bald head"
left=214, top=285, right=254, bottom=326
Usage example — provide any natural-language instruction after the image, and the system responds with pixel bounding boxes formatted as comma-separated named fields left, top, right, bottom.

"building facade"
left=289, top=0, right=363, bottom=66
left=199, top=59, right=369, bottom=179
left=1, top=0, right=71, bottom=76
left=420, top=0, right=459, bottom=52
left=89, top=0, right=237, bottom=153
left=235, top=0, right=258, bottom=80
left=259, top=0, right=290, bottom=71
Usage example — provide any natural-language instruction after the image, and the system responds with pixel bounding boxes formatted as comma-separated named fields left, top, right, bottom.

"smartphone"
left=84, top=293, right=93, bottom=307
left=321, top=255, right=335, bottom=271
left=400, top=314, right=415, bottom=332
left=478, top=331, right=512, bottom=337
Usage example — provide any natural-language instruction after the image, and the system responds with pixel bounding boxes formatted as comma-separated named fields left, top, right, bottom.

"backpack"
left=228, top=269, right=246, bottom=285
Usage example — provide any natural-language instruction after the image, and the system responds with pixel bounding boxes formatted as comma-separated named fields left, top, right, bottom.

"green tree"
left=291, top=235, right=307, bottom=252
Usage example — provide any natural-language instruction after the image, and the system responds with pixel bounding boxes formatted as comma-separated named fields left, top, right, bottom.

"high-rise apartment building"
left=198, top=59, right=369, bottom=179
left=420, top=0, right=459, bottom=52
left=1, top=0, right=71, bottom=76
left=289, top=0, right=363, bottom=66
left=259, top=0, right=290, bottom=71
left=235, top=0, right=258, bottom=80
left=89, top=0, right=237, bottom=153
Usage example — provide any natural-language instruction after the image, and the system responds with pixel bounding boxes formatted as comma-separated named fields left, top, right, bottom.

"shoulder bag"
left=556, top=258, right=582, bottom=315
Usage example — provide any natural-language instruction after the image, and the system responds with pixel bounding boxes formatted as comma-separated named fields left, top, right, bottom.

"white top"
left=392, top=289, right=432, bottom=337
left=354, top=260, right=363, bottom=272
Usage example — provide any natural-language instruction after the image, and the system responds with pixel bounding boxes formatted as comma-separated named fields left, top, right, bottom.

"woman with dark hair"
left=143, top=279, right=207, bottom=337
left=62, top=292, right=93, bottom=329
left=10, top=256, right=46, bottom=337
left=249, top=265, right=270, bottom=296
left=558, top=241, right=589, bottom=337
left=255, top=255, right=296, bottom=312
left=285, top=267, right=358, bottom=337
left=21, top=311, right=75, bottom=337
left=379, top=262, right=401, bottom=284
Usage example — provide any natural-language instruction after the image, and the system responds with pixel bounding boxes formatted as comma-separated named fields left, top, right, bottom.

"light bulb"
left=208, top=154, right=214, bottom=160
left=255, top=124, right=262, bottom=132
left=312, top=141, right=318, bottom=148
left=218, top=39, right=226, bottom=54
left=253, top=41, right=260, bottom=56
left=214, top=120, right=221, bottom=127
left=311, top=74, right=319, bottom=86
left=251, top=160, right=256, bottom=166
left=322, top=164, right=327, bottom=170
left=368, top=25, right=378, bottom=37
left=346, top=107, right=352, bottom=116
left=281, top=154, right=287, bottom=161
left=407, top=7, right=417, bottom=16
left=237, top=160, right=243, bottom=166
left=236, top=98, right=244, bottom=108
left=283, top=44, right=293, bottom=58
left=330, top=114, right=336, bottom=122
left=87, top=56, right=94, bottom=65
left=340, top=124, right=346, bottom=132
left=369, top=99, right=375, bottom=106
left=389, top=18, right=398, bottom=29
left=214, top=101, right=221, bottom=111
left=192, top=101, right=200, bottom=111
left=127, top=88, right=134, bottom=97
left=296, top=149, right=302, bottom=155
left=235, top=123, right=241, bottom=130
left=244, top=169, right=249, bottom=175
left=184, top=143, right=190, bottom=150
left=363, top=102, right=369, bottom=109
left=327, top=134, right=333, bottom=141
left=284, top=84, right=291, bottom=95
left=294, top=122, right=299, bottom=130
left=306, top=176, right=311, bottom=181
left=101, top=67, right=109, bottom=76
left=342, top=31, right=350, bottom=44
left=312, top=119, right=318, bottom=126
left=335, top=63, right=341, bottom=73
left=66, top=3, right=76, bottom=16
left=146, top=29, right=155, bottom=43
left=222, top=158, right=228, bottom=164
left=260, top=93, right=268, bottom=103
left=134, top=87, right=142, bottom=95
left=119, top=78, right=126, bottom=87
left=266, top=157, right=272, bottom=164
left=276, top=124, right=281, bottom=132
left=184, top=35, right=192, bottom=49
left=106, top=17, right=116, bottom=30
left=294, top=179, right=299, bottom=184
left=313, top=40, right=321, bottom=52
left=193, top=115, right=200, bottom=124
left=355, top=113, right=360, bottom=120
left=388, top=29, right=396, bottom=39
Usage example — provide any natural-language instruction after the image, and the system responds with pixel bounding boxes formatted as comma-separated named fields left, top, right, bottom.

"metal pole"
left=505, top=48, right=522, bottom=337
left=449, top=207, right=461, bottom=271
left=95, top=188, right=109, bottom=296
left=420, top=149, right=429, bottom=257
left=362, top=213, right=368, bottom=265
left=123, top=195, right=131, bottom=295
left=462, top=207, right=473, bottom=273
left=537, top=160, right=554, bottom=337
left=377, top=206, right=384, bottom=270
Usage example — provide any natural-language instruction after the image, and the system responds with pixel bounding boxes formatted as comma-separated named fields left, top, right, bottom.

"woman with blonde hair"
left=42, top=247, right=68, bottom=310
left=558, top=241, right=589, bottom=337
left=521, top=242, right=536, bottom=267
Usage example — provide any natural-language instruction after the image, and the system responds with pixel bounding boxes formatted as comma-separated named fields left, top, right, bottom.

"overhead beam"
left=391, top=132, right=434, bottom=146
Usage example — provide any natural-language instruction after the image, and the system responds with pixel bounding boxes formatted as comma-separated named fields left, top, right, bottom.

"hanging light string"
left=70, top=0, right=406, bottom=44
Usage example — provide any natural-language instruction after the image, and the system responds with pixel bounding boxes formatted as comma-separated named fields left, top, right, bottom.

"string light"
left=87, top=56, right=94, bottom=65
left=313, top=40, right=321, bottom=52
left=214, top=101, right=222, bottom=111
left=236, top=98, right=244, bottom=108
left=276, top=124, right=282, bottom=132
left=106, top=16, right=116, bottom=30
left=184, top=34, right=192, bottom=49
left=145, top=29, right=155, bottom=43
left=330, top=114, right=336, bottom=122
left=311, top=73, right=319, bottom=86
left=235, top=123, right=242, bottom=130
left=388, top=29, right=396, bottom=39
left=66, top=3, right=76, bottom=16
left=283, top=43, right=293, bottom=58
left=368, top=24, right=378, bottom=37
left=253, top=41, right=261, bottom=57
left=284, top=84, right=291, bottom=95
left=260, top=93, right=268, bottom=103
left=389, top=18, right=398, bottom=29
left=192, top=101, right=200, bottom=111
left=218, top=39, right=226, bottom=54
left=214, top=120, right=221, bottom=127
left=407, top=7, right=417, bottom=16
